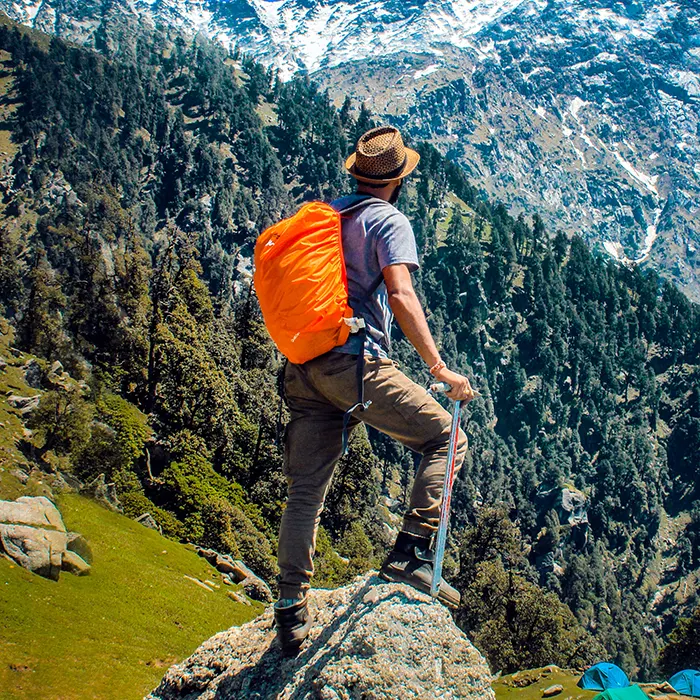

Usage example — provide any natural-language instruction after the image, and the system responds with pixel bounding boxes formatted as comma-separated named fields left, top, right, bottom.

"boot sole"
left=378, top=567, right=460, bottom=609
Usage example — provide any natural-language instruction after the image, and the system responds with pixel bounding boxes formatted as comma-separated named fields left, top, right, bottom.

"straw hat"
left=345, top=126, right=420, bottom=184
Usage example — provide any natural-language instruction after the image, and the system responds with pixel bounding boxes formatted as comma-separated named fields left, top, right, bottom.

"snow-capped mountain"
left=3, top=0, right=699, bottom=298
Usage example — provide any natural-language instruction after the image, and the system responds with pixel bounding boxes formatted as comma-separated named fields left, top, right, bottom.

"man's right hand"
left=433, top=367, right=477, bottom=403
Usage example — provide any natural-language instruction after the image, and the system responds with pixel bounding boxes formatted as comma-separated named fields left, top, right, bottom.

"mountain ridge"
left=2, top=0, right=698, bottom=300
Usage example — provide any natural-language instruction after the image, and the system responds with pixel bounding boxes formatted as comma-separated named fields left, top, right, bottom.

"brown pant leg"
left=310, top=355, right=468, bottom=537
left=277, top=359, right=358, bottom=599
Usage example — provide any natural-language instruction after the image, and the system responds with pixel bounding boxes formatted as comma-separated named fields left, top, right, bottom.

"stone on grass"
left=147, top=574, right=495, bottom=700
left=0, top=496, right=91, bottom=580
left=195, top=546, right=272, bottom=603
left=80, top=474, right=122, bottom=511
left=8, top=394, right=40, bottom=415
left=10, top=468, right=30, bottom=485
left=543, top=685, right=564, bottom=697
left=136, top=512, right=162, bottom=533
left=23, top=359, right=43, bottom=388
left=61, top=549, right=91, bottom=576
left=67, top=532, right=93, bottom=564
left=240, top=575, right=273, bottom=603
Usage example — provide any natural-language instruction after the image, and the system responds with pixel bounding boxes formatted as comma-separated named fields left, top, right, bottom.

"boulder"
left=23, top=359, right=44, bottom=388
left=0, top=496, right=91, bottom=580
left=136, top=512, right=162, bottom=533
left=1, top=523, right=67, bottom=580
left=61, top=549, right=91, bottom=576
left=80, top=474, right=122, bottom=512
left=0, top=495, right=65, bottom=531
left=8, top=394, right=41, bottom=415
left=148, top=574, right=495, bottom=700
left=194, top=546, right=272, bottom=602
left=67, top=532, right=93, bottom=564
left=0, top=355, right=7, bottom=371
left=0, top=496, right=68, bottom=580
left=543, top=685, right=564, bottom=697
left=240, top=575, right=273, bottom=603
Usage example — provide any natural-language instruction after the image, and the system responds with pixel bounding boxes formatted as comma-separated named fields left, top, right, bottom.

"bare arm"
left=383, top=263, right=475, bottom=402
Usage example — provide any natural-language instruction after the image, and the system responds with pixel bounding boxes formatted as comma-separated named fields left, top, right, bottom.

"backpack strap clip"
left=343, top=317, right=366, bottom=334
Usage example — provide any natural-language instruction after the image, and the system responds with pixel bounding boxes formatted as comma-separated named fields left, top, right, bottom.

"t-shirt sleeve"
left=375, top=210, right=420, bottom=273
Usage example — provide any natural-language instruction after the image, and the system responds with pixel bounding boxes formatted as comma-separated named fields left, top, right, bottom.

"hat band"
left=354, top=153, right=408, bottom=181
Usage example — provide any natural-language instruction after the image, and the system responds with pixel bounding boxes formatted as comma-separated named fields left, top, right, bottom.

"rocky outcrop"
left=0, top=496, right=91, bottom=580
left=195, top=546, right=273, bottom=603
left=79, top=474, right=121, bottom=512
left=148, top=574, right=494, bottom=700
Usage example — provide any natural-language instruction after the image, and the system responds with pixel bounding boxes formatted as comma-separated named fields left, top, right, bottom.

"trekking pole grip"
left=430, top=382, right=451, bottom=394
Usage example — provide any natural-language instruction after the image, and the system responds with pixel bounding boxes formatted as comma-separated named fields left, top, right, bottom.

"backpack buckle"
left=343, top=317, right=366, bottom=334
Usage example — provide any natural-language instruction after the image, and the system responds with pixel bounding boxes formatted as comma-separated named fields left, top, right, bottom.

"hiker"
left=273, top=126, right=475, bottom=653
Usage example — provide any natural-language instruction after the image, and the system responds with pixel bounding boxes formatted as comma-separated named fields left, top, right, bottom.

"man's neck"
left=356, top=186, right=392, bottom=203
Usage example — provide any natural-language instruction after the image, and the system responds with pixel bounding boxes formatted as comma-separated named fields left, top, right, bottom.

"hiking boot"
left=379, top=532, right=461, bottom=609
left=274, top=596, right=312, bottom=656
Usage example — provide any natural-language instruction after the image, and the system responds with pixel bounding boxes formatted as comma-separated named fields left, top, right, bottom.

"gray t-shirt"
left=330, top=194, right=420, bottom=358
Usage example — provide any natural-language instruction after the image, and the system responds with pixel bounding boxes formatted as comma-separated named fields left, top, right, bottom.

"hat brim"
left=345, top=148, right=420, bottom=184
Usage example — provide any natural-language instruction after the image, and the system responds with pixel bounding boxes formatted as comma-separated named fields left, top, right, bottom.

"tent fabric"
left=670, top=670, right=700, bottom=697
left=592, top=685, right=649, bottom=700
left=579, top=663, right=631, bottom=690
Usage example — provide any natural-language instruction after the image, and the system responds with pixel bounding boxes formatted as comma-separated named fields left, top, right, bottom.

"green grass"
left=493, top=666, right=597, bottom=700
left=0, top=494, right=261, bottom=699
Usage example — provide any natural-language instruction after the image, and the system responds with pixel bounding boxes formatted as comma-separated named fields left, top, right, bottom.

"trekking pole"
left=428, top=381, right=466, bottom=599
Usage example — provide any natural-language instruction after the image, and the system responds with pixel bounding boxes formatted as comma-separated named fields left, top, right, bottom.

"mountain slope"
left=3, top=0, right=697, bottom=300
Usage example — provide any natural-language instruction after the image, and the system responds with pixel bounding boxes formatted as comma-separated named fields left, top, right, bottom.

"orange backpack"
left=254, top=199, right=373, bottom=365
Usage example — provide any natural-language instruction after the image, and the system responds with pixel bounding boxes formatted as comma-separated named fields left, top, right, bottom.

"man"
left=274, top=126, right=476, bottom=654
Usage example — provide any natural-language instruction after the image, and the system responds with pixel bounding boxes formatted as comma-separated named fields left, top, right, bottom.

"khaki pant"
left=277, top=352, right=468, bottom=599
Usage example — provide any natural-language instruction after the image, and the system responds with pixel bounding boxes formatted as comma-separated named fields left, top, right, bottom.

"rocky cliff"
left=147, top=574, right=495, bottom=700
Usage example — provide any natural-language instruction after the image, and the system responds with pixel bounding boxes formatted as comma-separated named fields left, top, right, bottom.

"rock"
left=23, top=359, right=43, bottom=388
left=0, top=356, right=7, bottom=371
left=8, top=394, right=40, bottom=415
left=66, top=532, right=93, bottom=564
left=49, top=360, right=63, bottom=376
left=136, top=512, right=162, bottom=533
left=0, top=496, right=92, bottom=580
left=194, top=546, right=273, bottom=602
left=226, top=590, right=252, bottom=606
left=0, top=496, right=68, bottom=580
left=80, top=474, right=122, bottom=512
left=543, top=685, right=564, bottom=697
left=184, top=575, right=214, bottom=592
left=61, top=549, right=91, bottom=576
left=0, top=495, right=65, bottom=531
left=10, top=468, right=30, bottom=485
left=148, top=574, right=495, bottom=700
left=1, top=524, right=67, bottom=580
left=59, top=472, right=84, bottom=491
left=240, top=575, right=273, bottom=603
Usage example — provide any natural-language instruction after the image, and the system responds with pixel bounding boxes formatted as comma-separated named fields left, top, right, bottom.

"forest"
left=0, top=14, right=699, bottom=677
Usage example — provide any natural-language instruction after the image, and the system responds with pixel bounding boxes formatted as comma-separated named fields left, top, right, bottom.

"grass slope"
left=0, top=494, right=261, bottom=699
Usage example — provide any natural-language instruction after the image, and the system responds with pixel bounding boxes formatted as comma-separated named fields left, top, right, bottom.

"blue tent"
left=670, top=670, right=700, bottom=697
left=578, top=663, right=630, bottom=691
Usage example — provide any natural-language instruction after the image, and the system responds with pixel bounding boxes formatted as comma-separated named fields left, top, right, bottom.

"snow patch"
left=569, top=97, right=587, bottom=118
left=413, top=64, right=440, bottom=80
left=613, top=151, right=660, bottom=197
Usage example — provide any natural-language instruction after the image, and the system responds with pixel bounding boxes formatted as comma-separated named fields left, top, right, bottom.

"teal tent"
left=670, top=670, right=700, bottom=697
left=579, top=663, right=630, bottom=690
left=593, top=686, right=648, bottom=700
